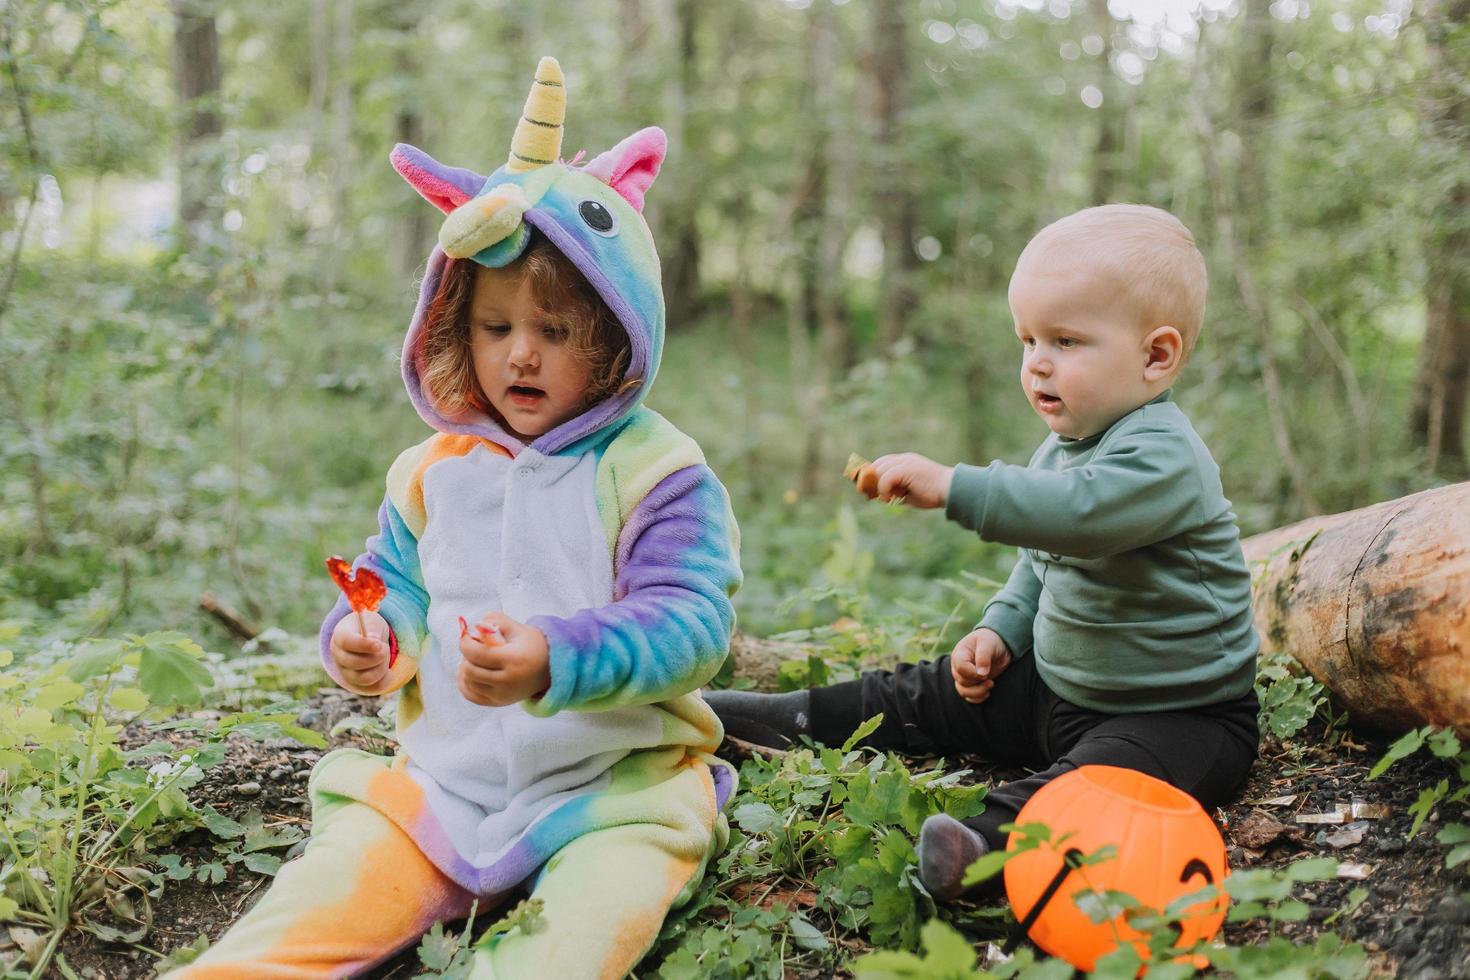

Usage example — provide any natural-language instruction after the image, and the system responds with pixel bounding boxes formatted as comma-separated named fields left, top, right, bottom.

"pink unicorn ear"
left=390, top=144, right=485, bottom=214
left=581, top=127, right=666, bottom=213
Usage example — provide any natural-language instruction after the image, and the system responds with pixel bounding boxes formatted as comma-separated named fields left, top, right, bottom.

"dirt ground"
left=34, top=691, right=1470, bottom=979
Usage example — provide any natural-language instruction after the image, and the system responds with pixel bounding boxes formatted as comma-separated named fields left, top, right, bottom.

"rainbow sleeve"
left=319, top=441, right=442, bottom=695
left=525, top=464, right=741, bottom=715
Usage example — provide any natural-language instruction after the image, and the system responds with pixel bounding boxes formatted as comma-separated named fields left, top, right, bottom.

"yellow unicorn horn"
left=506, top=57, right=565, bottom=173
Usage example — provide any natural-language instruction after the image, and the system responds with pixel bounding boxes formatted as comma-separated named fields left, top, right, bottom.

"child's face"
left=1008, top=262, right=1161, bottom=439
left=468, top=266, right=594, bottom=443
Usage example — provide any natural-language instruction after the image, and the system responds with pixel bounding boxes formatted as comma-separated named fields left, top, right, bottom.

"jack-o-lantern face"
left=1002, top=765, right=1229, bottom=971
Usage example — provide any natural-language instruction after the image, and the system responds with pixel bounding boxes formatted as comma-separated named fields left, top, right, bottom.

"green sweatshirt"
left=945, top=390, right=1258, bottom=712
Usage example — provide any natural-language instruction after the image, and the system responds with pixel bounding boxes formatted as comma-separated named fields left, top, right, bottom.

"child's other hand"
left=457, top=613, right=552, bottom=707
left=950, top=627, right=1012, bottom=704
left=330, top=611, right=395, bottom=694
left=867, top=453, right=955, bottom=509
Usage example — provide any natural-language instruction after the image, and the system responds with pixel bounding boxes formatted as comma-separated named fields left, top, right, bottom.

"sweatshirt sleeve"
left=318, top=495, right=427, bottom=696
left=523, top=464, right=741, bottom=716
left=976, top=549, right=1041, bottom=659
left=944, top=422, right=1205, bottom=560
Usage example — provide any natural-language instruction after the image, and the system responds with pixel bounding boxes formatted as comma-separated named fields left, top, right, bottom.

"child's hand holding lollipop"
left=457, top=613, right=552, bottom=707
left=325, top=556, right=397, bottom=693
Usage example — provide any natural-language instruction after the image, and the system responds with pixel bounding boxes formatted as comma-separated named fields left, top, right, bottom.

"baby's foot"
left=917, top=813, right=990, bottom=901
left=702, top=689, right=811, bottom=748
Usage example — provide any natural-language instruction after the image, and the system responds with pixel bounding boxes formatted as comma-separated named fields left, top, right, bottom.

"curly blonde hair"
left=418, top=231, right=636, bottom=418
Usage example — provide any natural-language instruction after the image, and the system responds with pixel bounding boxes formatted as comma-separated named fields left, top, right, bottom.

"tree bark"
left=1407, top=0, right=1470, bottom=478
left=1242, top=482, right=1470, bottom=736
left=172, top=0, right=222, bottom=249
left=388, top=3, right=429, bottom=280
left=1088, top=0, right=1125, bottom=204
left=660, top=0, right=703, bottom=330
left=869, top=0, right=916, bottom=349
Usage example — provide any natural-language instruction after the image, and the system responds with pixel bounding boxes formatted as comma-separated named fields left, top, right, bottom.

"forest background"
left=2, top=0, right=1468, bottom=651
left=2, top=0, right=1469, bottom=976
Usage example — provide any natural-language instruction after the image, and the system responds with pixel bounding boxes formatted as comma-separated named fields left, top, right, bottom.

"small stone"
left=293, top=769, right=312, bottom=781
left=296, top=708, right=323, bottom=728
left=269, top=767, right=291, bottom=782
left=285, top=839, right=310, bottom=861
left=1375, top=837, right=1406, bottom=855
left=235, top=781, right=263, bottom=797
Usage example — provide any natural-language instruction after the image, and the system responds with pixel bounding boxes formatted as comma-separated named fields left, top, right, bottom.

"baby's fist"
left=869, top=453, right=955, bottom=509
left=950, top=627, right=1012, bottom=704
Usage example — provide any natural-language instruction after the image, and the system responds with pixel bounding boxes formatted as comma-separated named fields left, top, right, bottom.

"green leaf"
left=108, top=687, right=149, bottom=713
left=1284, top=856, right=1339, bottom=882
left=1368, top=727, right=1426, bottom=779
left=843, top=714, right=884, bottom=753
left=960, top=848, right=1012, bottom=886
left=731, top=801, right=781, bottom=835
left=787, top=913, right=829, bottom=950
left=201, top=807, right=245, bottom=839
left=65, top=640, right=126, bottom=682
left=243, top=852, right=282, bottom=875
left=1426, top=728, right=1461, bottom=759
left=136, top=633, right=214, bottom=706
left=33, top=678, right=85, bottom=710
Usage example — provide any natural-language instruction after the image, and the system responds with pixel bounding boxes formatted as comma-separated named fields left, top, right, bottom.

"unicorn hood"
left=390, top=57, right=668, bottom=458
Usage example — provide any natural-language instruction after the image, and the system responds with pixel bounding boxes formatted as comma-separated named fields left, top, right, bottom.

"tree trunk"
left=788, top=4, right=842, bottom=496
left=1407, top=0, right=1470, bottom=479
left=1088, top=0, right=1124, bottom=204
left=172, top=0, right=221, bottom=249
left=660, top=0, right=703, bottom=330
left=1242, top=482, right=1470, bottom=736
left=389, top=4, right=429, bottom=280
left=869, top=0, right=916, bottom=349
left=1202, top=4, right=1319, bottom=519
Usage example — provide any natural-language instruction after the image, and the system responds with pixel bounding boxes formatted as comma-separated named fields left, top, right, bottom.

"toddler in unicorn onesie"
left=173, top=58, right=741, bottom=980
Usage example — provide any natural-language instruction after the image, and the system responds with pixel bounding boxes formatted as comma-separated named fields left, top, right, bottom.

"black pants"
left=809, top=654, right=1259, bottom=851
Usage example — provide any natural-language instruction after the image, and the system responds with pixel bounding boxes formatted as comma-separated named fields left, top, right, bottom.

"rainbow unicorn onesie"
left=173, top=58, right=741, bottom=980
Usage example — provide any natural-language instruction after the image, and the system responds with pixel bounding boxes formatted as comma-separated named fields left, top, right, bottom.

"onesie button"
left=518, top=468, right=532, bottom=479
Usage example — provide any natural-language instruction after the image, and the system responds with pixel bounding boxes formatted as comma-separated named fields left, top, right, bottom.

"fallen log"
left=1241, top=482, right=1470, bottom=736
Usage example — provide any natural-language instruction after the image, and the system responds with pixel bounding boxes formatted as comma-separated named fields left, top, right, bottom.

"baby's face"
left=468, top=266, right=593, bottom=443
left=1008, top=262, right=1160, bottom=439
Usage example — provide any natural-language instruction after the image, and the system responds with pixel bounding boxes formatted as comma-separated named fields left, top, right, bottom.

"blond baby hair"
left=1017, top=204, right=1208, bottom=354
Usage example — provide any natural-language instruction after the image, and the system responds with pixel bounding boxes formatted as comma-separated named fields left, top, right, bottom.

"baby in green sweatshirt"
left=707, top=204, right=1260, bottom=900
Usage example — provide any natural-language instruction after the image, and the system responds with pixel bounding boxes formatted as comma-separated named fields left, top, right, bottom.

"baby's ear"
left=581, top=127, right=666, bottom=213
left=390, top=144, right=485, bottom=215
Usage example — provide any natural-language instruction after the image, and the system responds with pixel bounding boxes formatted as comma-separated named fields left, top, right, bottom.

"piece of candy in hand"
left=326, top=556, right=394, bottom=666
left=325, top=556, right=387, bottom=613
left=458, top=616, right=504, bottom=646
left=844, top=453, right=880, bottom=498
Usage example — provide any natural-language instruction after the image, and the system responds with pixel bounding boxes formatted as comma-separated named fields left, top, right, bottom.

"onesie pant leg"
left=166, top=798, right=477, bottom=979
left=466, top=767, right=720, bottom=980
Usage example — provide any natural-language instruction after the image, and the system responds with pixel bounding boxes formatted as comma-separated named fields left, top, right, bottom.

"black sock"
left=917, top=813, right=991, bottom=901
left=703, top=689, right=811, bottom=748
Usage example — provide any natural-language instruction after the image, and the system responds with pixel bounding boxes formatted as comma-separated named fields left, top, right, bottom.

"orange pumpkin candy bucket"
left=1002, top=765, right=1229, bottom=971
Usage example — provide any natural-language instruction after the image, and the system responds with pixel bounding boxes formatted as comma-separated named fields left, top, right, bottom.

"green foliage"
left=410, top=898, right=545, bottom=979
left=0, top=630, right=321, bottom=976
left=1368, top=726, right=1470, bottom=874
left=643, top=725, right=988, bottom=975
